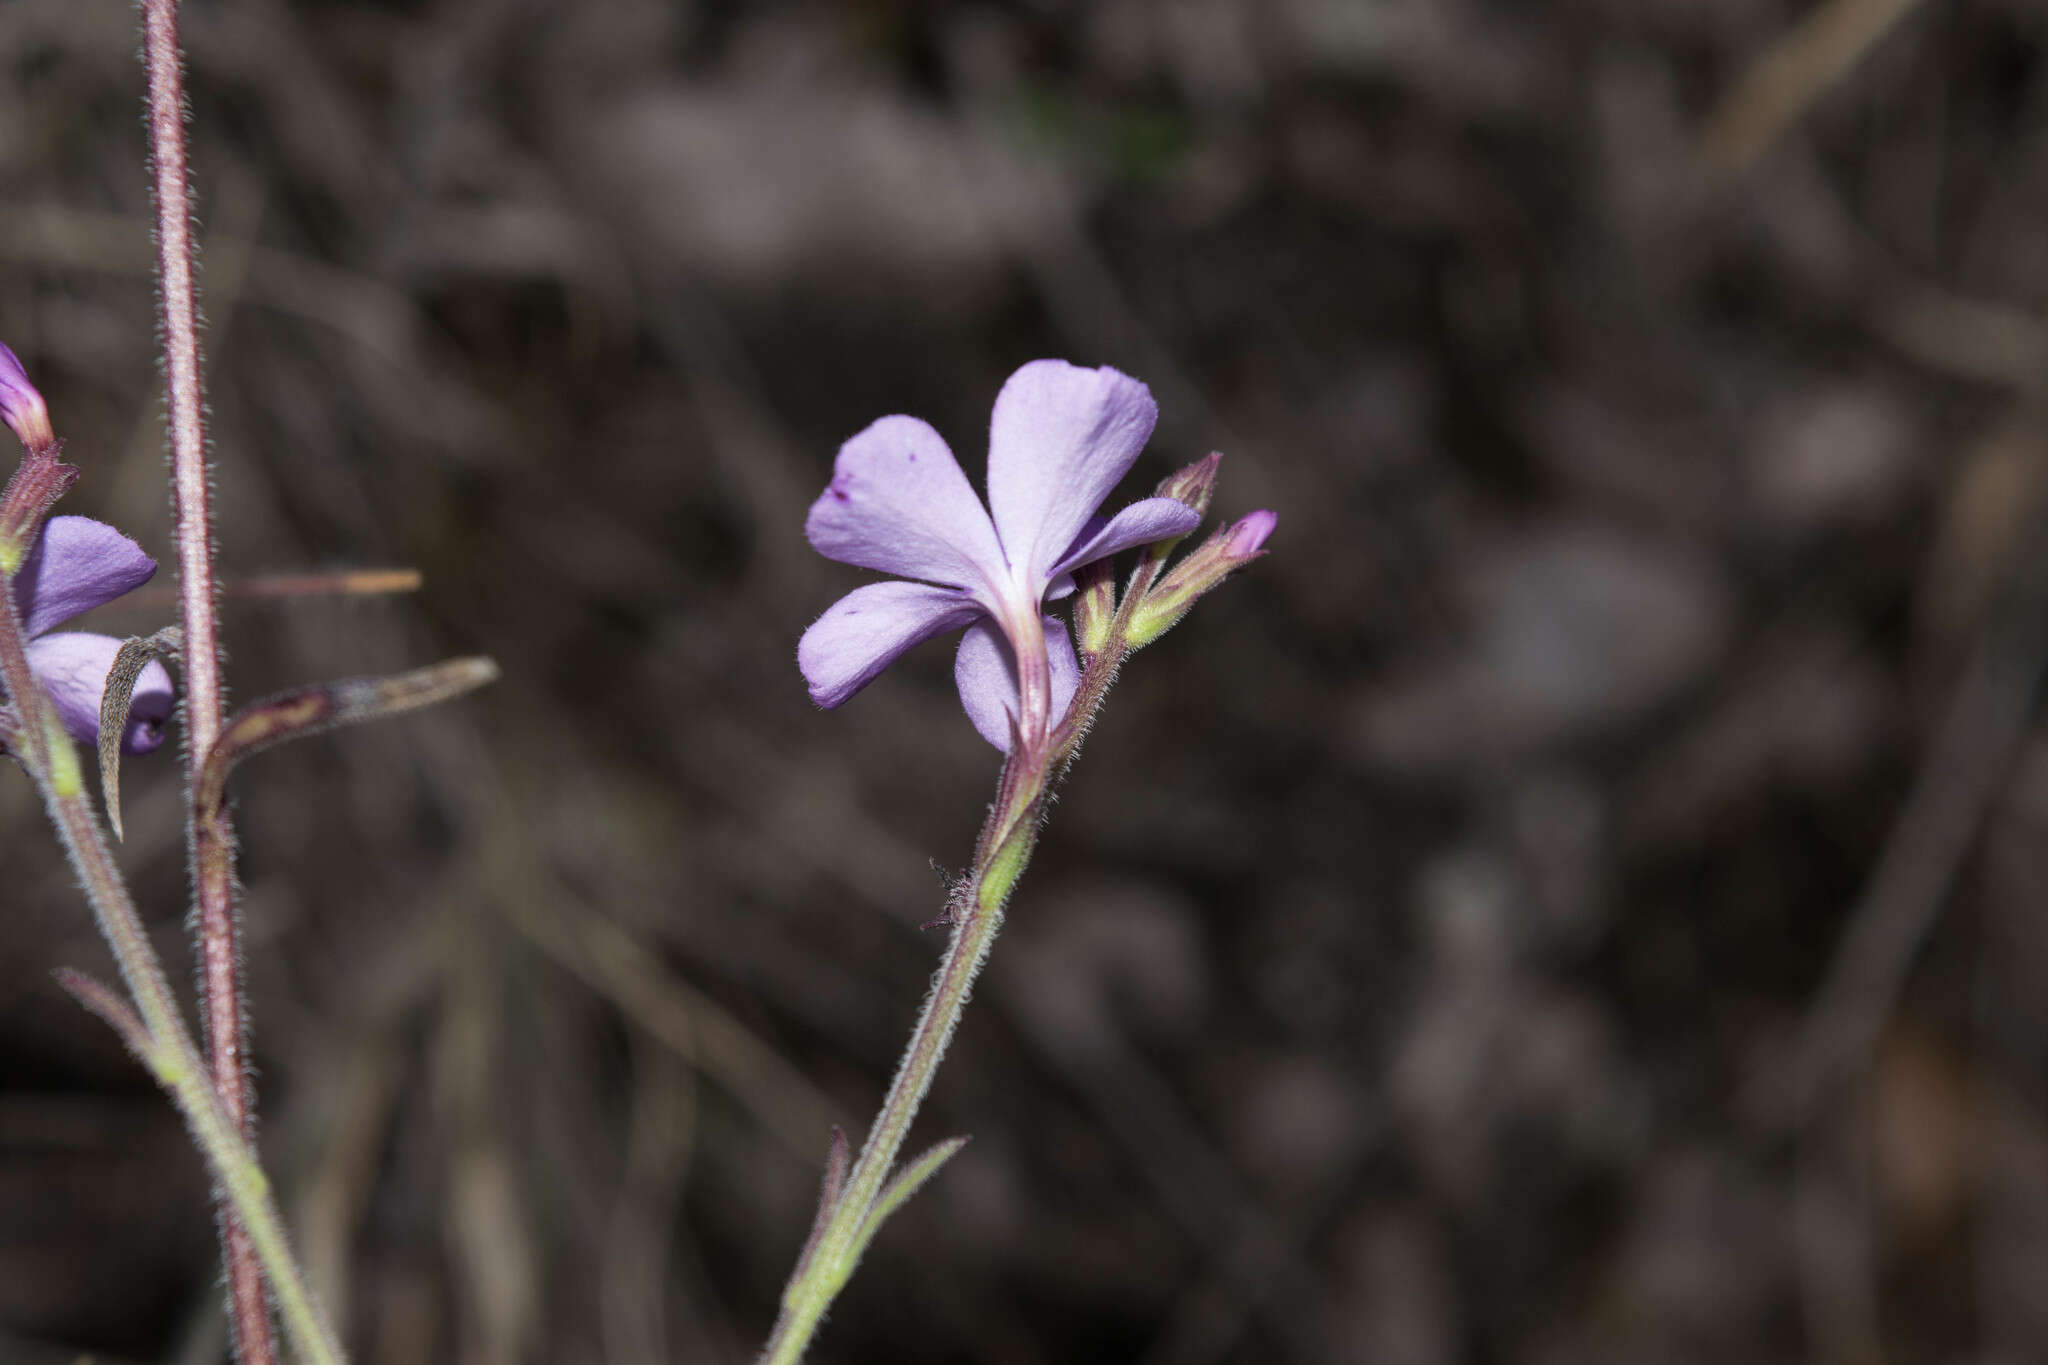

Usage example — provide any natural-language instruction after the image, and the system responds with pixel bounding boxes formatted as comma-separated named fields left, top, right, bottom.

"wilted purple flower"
left=799, top=360, right=1201, bottom=751
left=0, top=342, right=55, bottom=452
left=12, top=516, right=173, bottom=753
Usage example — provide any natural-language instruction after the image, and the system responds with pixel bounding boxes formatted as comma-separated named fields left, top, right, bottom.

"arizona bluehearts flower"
left=799, top=360, right=1201, bottom=751
left=11, top=516, right=173, bottom=753
left=0, top=342, right=55, bottom=452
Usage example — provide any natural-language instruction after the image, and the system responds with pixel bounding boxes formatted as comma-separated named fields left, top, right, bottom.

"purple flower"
left=12, top=516, right=173, bottom=753
left=799, top=360, right=1201, bottom=751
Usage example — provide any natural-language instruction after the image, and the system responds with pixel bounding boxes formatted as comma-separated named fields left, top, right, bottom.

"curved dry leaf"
left=195, top=656, right=499, bottom=824
left=98, top=625, right=181, bottom=841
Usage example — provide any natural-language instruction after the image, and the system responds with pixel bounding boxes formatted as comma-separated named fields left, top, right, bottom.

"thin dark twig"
left=1786, top=504, right=2048, bottom=1365
left=138, top=1, right=273, bottom=1359
left=1793, top=516, right=2048, bottom=1117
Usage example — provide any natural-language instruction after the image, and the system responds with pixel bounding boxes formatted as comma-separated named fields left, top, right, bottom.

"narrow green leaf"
left=52, top=966, right=156, bottom=1063
left=853, top=1135, right=972, bottom=1256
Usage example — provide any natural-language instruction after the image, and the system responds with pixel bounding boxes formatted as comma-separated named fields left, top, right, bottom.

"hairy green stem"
left=760, top=750, right=1042, bottom=1365
left=752, top=445, right=1254, bottom=1362
left=43, top=778, right=344, bottom=1365
left=759, top=611, right=1149, bottom=1364
left=0, top=561, right=345, bottom=1364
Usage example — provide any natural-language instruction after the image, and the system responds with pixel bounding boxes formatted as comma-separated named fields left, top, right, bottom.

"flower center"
left=991, top=588, right=1053, bottom=755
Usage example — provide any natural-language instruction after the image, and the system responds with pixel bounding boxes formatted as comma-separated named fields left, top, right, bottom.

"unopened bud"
left=0, top=343, right=55, bottom=453
left=1133, top=453, right=1226, bottom=596
left=1071, top=557, right=1117, bottom=660
left=1221, top=508, right=1277, bottom=558
left=0, top=344, right=76, bottom=573
left=0, top=456, right=78, bottom=573
left=1154, top=453, right=1222, bottom=517
left=1125, top=509, right=1276, bottom=649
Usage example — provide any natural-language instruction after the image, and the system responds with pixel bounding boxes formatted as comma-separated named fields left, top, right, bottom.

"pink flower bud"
left=0, top=342, right=56, bottom=452
left=1223, top=509, right=1277, bottom=559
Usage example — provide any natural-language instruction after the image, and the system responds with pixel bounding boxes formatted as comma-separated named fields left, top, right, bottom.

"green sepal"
left=1072, top=557, right=1117, bottom=660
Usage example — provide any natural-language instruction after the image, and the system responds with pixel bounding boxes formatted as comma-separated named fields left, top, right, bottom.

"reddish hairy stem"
left=139, top=2, right=274, bottom=1359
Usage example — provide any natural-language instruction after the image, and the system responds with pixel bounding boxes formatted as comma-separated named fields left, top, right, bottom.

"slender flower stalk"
left=137, top=2, right=273, bottom=1355
left=760, top=743, right=1042, bottom=1365
left=0, top=341, right=490, bottom=1363
left=9, top=15, right=489, bottom=1347
left=0, top=509, right=346, bottom=1365
left=765, top=362, right=1274, bottom=1362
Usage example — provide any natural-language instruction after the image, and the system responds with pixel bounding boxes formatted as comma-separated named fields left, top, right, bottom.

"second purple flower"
left=13, top=516, right=174, bottom=753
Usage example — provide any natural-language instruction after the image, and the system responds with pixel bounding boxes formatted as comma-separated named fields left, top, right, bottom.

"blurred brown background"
left=5, top=0, right=2048, bottom=1361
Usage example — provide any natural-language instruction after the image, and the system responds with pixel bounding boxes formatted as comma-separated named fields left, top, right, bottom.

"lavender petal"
left=953, top=614, right=1081, bottom=751
left=14, top=516, right=158, bottom=637
left=25, top=631, right=174, bottom=754
left=985, top=360, right=1157, bottom=591
left=798, top=579, right=985, bottom=709
left=805, top=414, right=1011, bottom=598
left=1048, top=497, right=1203, bottom=581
